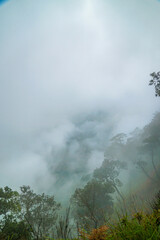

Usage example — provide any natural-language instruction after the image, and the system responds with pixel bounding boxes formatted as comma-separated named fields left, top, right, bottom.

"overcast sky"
left=0, top=0, right=160, bottom=194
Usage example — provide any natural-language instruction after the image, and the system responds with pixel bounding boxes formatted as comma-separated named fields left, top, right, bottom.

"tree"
left=149, top=71, right=160, bottom=96
left=138, top=136, right=160, bottom=181
left=71, top=179, right=114, bottom=230
left=136, top=113, right=160, bottom=186
left=106, top=133, right=127, bottom=160
left=0, top=186, right=32, bottom=240
left=0, top=219, right=32, bottom=240
left=55, top=207, right=73, bottom=239
left=0, top=186, right=20, bottom=221
left=93, top=157, right=126, bottom=201
left=19, top=185, right=61, bottom=240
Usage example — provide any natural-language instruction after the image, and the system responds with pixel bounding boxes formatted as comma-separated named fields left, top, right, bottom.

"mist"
left=0, top=0, right=160, bottom=203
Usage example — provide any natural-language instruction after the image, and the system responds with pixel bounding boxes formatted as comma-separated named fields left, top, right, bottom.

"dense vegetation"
left=1, top=186, right=160, bottom=239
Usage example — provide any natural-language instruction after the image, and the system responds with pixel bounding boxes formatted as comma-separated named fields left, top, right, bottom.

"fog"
left=0, top=0, right=160, bottom=201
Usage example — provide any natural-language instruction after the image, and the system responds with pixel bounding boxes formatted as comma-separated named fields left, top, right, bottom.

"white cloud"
left=0, top=0, right=160, bottom=193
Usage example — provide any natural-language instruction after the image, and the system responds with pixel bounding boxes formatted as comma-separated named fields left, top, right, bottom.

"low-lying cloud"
left=0, top=0, right=160, bottom=199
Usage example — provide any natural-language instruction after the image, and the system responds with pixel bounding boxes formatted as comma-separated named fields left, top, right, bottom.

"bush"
left=79, top=211, right=160, bottom=240
left=107, top=211, right=160, bottom=239
left=79, top=225, right=109, bottom=240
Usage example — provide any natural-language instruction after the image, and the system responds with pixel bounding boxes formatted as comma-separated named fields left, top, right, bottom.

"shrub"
left=106, top=211, right=160, bottom=240
left=79, top=225, right=109, bottom=240
left=79, top=211, right=160, bottom=240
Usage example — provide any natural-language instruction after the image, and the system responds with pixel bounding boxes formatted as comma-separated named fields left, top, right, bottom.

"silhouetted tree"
left=149, top=71, right=160, bottom=96
left=56, top=207, right=73, bottom=239
left=93, top=157, right=126, bottom=201
left=71, top=179, right=114, bottom=230
left=136, top=113, right=160, bottom=186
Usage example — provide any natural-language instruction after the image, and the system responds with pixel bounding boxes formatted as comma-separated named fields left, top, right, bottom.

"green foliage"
left=78, top=211, right=160, bottom=240
left=78, top=190, right=160, bottom=239
left=0, top=186, right=20, bottom=219
left=20, top=185, right=61, bottom=239
left=0, top=186, right=31, bottom=239
left=106, top=211, right=160, bottom=240
left=0, top=219, right=32, bottom=240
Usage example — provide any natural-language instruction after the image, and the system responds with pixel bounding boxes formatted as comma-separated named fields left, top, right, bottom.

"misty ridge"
left=1, top=99, right=160, bottom=239
left=1, top=0, right=160, bottom=239
left=37, top=108, right=160, bottom=205
left=46, top=111, right=115, bottom=200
